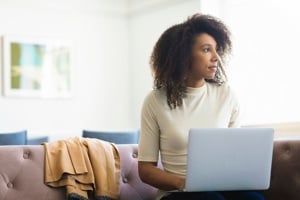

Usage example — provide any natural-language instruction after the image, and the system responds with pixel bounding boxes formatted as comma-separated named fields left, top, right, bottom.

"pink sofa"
left=0, top=140, right=300, bottom=200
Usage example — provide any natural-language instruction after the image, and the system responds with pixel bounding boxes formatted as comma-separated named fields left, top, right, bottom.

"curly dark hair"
left=150, top=13, right=232, bottom=109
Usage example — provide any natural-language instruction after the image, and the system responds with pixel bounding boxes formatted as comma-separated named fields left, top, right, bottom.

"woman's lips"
left=208, top=66, right=217, bottom=72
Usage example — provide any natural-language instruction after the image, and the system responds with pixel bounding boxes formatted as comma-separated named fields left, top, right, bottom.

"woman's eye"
left=203, top=48, right=210, bottom=53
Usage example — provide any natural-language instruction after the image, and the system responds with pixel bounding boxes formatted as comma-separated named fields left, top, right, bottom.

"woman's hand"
left=138, top=161, right=185, bottom=191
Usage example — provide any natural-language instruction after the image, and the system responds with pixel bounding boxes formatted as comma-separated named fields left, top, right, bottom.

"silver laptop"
left=184, top=128, right=274, bottom=192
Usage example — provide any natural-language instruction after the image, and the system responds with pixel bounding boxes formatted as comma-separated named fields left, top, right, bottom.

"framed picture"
left=2, top=35, right=73, bottom=98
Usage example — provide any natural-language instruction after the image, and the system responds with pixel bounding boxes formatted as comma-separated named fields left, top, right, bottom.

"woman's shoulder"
left=144, top=88, right=165, bottom=99
left=143, top=88, right=166, bottom=106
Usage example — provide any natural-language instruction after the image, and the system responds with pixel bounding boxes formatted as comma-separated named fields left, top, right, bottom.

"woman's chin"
left=206, top=74, right=216, bottom=79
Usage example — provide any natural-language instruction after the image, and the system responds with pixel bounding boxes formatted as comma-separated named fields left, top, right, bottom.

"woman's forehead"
left=194, top=33, right=217, bottom=46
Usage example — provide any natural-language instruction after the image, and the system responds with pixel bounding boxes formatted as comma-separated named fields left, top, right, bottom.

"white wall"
left=0, top=0, right=131, bottom=141
left=0, top=0, right=219, bottom=140
left=128, top=0, right=201, bottom=128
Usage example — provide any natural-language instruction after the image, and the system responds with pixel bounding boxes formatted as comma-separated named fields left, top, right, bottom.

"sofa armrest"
left=261, top=139, right=300, bottom=200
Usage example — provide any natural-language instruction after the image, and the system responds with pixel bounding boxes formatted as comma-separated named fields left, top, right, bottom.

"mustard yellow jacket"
left=43, top=137, right=120, bottom=200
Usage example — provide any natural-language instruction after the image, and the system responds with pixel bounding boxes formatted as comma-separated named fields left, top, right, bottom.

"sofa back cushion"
left=0, top=144, right=157, bottom=200
left=117, top=144, right=157, bottom=200
left=0, top=145, right=65, bottom=200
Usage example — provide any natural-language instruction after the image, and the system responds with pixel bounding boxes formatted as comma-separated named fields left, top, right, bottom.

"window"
left=201, top=0, right=300, bottom=125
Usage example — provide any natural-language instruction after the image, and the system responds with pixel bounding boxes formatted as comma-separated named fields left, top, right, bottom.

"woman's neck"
left=185, top=78, right=205, bottom=88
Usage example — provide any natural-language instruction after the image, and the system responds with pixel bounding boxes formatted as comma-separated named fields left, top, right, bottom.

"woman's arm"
left=138, top=161, right=185, bottom=191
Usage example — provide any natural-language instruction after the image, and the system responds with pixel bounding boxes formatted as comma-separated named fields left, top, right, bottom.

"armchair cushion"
left=82, top=130, right=139, bottom=144
left=0, top=130, right=27, bottom=145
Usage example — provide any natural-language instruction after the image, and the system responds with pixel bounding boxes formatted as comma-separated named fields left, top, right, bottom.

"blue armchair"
left=0, top=130, right=27, bottom=145
left=27, top=136, right=49, bottom=145
left=82, top=129, right=140, bottom=144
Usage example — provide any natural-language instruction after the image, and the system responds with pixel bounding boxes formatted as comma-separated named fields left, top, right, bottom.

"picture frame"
left=2, top=35, right=73, bottom=98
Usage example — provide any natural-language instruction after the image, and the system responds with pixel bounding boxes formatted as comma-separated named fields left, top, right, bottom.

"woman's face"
left=186, top=33, right=219, bottom=87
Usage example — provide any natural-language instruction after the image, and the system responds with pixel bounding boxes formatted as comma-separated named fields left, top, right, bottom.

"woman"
left=138, top=13, right=264, bottom=200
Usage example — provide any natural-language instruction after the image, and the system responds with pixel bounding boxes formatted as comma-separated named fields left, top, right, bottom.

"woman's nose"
left=212, top=52, right=218, bottom=62
left=212, top=56, right=218, bottom=62
left=213, top=50, right=220, bottom=62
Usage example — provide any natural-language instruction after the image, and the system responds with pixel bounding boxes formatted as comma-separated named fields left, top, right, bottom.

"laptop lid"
left=185, top=128, right=274, bottom=192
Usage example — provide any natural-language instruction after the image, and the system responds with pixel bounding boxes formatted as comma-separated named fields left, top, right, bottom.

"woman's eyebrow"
left=200, top=43, right=217, bottom=48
